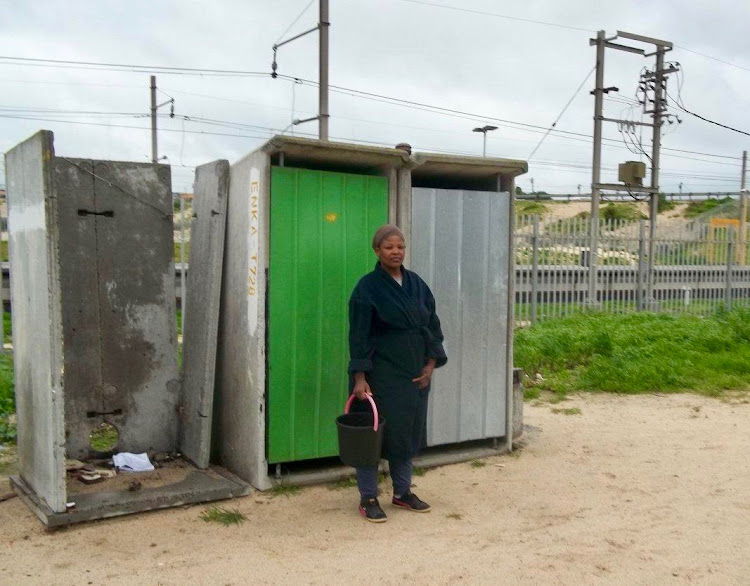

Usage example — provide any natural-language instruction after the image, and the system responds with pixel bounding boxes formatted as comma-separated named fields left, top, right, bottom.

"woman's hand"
left=353, top=372, right=372, bottom=401
left=412, top=359, right=436, bottom=389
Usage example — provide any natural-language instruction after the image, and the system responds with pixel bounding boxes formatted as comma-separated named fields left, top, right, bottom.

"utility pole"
left=272, top=0, right=330, bottom=141
left=588, top=30, right=606, bottom=307
left=645, top=45, right=666, bottom=306
left=587, top=30, right=675, bottom=309
left=149, top=76, right=175, bottom=164
left=740, top=150, right=748, bottom=264
left=319, top=0, right=330, bottom=141
left=150, top=76, right=157, bottom=164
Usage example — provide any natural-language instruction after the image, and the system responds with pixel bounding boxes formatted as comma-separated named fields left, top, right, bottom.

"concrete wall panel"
left=56, top=159, right=178, bottom=457
left=179, top=160, right=229, bottom=468
left=5, top=131, right=67, bottom=512
left=213, top=150, right=271, bottom=489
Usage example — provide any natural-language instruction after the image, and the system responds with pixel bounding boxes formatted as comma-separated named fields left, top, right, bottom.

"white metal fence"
left=515, top=214, right=750, bottom=326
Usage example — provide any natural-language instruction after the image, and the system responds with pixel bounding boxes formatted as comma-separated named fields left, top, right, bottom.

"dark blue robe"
left=348, top=263, right=447, bottom=460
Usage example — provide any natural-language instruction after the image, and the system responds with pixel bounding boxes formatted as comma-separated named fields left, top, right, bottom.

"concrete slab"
left=53, top=158, right=179, bottom=458
left=275, top=440, right=509, bottom=488
left=5, top=131, right=67, bottom=513
left=213, top=150, right=272, bottom=490
left=180, top=160, right=229, bottom=468
left=11, top=466, right=250, bottom=528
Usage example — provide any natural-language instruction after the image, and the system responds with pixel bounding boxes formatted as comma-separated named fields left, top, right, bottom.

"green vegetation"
left=329, top=476, right=358, bottom=490
left=516, top=201, right=549, bottom=217
left=174, top=241, right=191, bottom=263
left=551, top=407, right=582, bottom=415
left=412, top=466, right=427, bottom=477
left=89, top=422, right=119, bottom=452
left=3, top=312, right=11, bottom=345
left=683, top=197, right=734, bottom=219
left=658, top=193, right=676, bottom=213
left=0, top=352, right=14, bottom=443
left=199, top=506, right=247, bottom=526
left=270, top=483, right=302, bottom=498
left=470, top=459, right=486, bottom=468
left=601, top=203, right=647, bottom=223
left=515, top=309, right=750, bottom=399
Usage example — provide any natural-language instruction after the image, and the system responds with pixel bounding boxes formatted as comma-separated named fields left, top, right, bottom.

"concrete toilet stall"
left=5, top=132, right=248, bottom=526
left=211, top=136, right=527, bottom=490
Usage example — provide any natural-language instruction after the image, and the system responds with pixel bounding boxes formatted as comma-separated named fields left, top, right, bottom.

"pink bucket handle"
left=344, top=394, right=380, bottom=432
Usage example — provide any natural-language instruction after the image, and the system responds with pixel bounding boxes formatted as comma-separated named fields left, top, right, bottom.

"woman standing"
left=348, top=224, right=447, bottom=523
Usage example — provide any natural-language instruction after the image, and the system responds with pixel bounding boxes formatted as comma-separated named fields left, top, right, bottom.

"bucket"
left=336, top=394, right=385, bottom=467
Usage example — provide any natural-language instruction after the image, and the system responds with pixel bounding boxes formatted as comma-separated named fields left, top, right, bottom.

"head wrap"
left=372, top=224, right=405, bottom=249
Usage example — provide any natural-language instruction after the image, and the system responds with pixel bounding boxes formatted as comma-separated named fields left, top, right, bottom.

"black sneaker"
left=392, top=492, right=431, bottom=513
left=359, top=498, right=387, bottom=523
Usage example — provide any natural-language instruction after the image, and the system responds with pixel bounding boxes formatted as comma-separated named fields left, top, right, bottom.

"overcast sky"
left=1, top=0, right=748, bottom=195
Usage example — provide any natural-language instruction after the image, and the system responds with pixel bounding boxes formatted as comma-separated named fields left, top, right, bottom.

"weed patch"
left=515, top=309, right=750, bottom=397
left=199, top=506, right=246, bottom=526
left=551, top=407, right=582, bottom=416
left=270, top=484, right=302, bottom=498
left=470, top=460, right=486, bottom=468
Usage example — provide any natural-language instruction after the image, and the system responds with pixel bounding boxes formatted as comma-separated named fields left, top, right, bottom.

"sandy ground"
left=2, top=392, right=750, bottom=585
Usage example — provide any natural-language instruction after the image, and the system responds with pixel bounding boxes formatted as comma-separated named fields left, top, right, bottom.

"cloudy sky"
left=1, top=0, right=748, bottom=195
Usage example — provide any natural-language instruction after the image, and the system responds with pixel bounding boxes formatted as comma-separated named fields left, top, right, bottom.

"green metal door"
left=268, top=167, right=388, bottom=463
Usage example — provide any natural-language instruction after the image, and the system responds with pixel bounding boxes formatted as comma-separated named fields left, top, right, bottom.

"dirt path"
left=2, top=393, right=749, bottom=585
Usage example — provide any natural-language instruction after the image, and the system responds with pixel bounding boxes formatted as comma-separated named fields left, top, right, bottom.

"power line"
left=0, top=56, right=270, bottom=77
left=276, top=0, right=316, bottom=43
left=0, top=55, right=742, bottom=165
left=528, top=66, right=595, bottom=160
left=674, top=44, right=750, bottom=74
left=667, top=91, right=750, bottom=137
left=392, top=0, right=594, bottom=32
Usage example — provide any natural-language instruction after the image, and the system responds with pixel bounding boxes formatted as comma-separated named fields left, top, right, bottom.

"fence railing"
left=515, top=214, right=750, bottom=326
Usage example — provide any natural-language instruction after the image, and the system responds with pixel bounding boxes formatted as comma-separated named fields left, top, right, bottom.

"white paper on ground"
left=112, top=452, right=155, bottom=472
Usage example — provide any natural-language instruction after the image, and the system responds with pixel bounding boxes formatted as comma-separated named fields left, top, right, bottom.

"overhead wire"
left=275, top=0, right=317, bottom=43
left=527, top=66, right=596, bottom=160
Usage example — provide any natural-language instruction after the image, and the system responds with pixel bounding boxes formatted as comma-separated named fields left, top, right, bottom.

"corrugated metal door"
left=268, top=167, right=388, bottom=463
left=410, top=188, right=511, bottom=446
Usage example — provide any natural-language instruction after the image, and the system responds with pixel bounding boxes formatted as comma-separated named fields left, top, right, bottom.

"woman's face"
left=375, top=235, right=406, bottom=270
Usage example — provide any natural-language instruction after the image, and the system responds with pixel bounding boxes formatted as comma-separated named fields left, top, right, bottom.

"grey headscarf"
left=372, top=224, right=405, bottom=249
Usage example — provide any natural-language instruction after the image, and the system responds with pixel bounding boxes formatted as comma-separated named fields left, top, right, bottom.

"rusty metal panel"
left=410, top=188, right=511, bottom=446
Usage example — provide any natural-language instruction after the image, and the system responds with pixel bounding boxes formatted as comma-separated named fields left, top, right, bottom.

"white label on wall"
left=247, top=167, right=260, bottom=336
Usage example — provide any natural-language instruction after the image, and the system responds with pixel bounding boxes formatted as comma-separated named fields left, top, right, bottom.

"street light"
left=472, top=125, right=498, bottom=157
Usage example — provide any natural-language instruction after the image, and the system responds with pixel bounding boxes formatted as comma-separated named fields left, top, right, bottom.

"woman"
left=348, top=224, right=447, bottom=523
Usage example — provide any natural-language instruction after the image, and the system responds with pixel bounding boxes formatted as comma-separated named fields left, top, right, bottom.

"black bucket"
left=336, top=395, right=385, bottom=468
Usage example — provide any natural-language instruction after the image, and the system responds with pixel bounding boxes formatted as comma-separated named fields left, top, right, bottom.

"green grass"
left=0, top=353, right=13, bottom=406
left=199, top=506, right=247, bottom=526
left=174, top=241, right=190, bottom=263
left=412, top=466, right=427, bottom=477
left=270, top=484, right=302, bottom=498
left=515, top=308, right=750, bottom=399
left=551, top=407, right=582, bottom=415
left=683, top=197, right=734, bottom=218
left=601, top=203, right=646, bottom=223
left=329, top=476, right=358, bottom=490
left=516, top=201, right=550, bottom=217
left=470, top=460, right=486, bottom=468
left=89, top=422, right=119, bottom=452
left=3, top=312, right=11, bottom=345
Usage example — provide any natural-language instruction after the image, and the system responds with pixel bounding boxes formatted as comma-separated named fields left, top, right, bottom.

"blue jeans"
left=356, top=458, right=412, bottom=500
